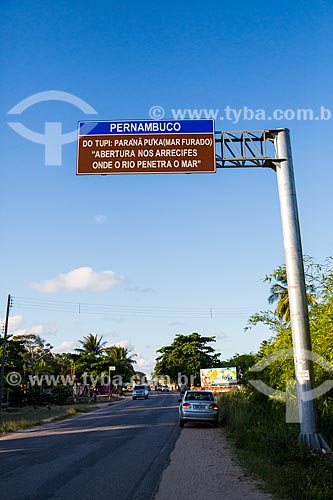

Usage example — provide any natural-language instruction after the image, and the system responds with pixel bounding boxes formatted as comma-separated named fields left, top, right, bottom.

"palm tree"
left=76, top=333, right=107, bottom=358
left=105, top=345, right=136, bottom=379
left=265, top=265, right=316, bottom=321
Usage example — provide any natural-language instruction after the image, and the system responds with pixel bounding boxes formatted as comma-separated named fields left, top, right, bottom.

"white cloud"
left=11, top=322, right=58, bottom=338
left=53, top=340, right=76, bottom=353
left=135, top=352, right=156, bottom=376
left=31, top=266, right=124, bottom=293
left=12, top=325, right=43, bottom=337
left=107, top=339, right=134, bottom=351
left=7, top=315, right=24, bottom=332
left=5, top=315, right=58, bottom=338
left=94, top=214, right=107, bottom=224
left=10, top=328, right=31, bottom=337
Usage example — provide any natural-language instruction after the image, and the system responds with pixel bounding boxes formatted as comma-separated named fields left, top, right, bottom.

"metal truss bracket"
left=215, top=129, right=286, bottom=170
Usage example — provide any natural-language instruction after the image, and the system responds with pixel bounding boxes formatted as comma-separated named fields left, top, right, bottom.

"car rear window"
left=186, top=392, right=214, bottom=401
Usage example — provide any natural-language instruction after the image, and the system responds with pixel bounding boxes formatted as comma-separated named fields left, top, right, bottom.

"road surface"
left=0, top=392, right=180, bottom=500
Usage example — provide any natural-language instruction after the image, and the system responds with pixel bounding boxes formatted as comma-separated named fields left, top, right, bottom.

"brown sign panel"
left=76, top=120, right=215, bottom=175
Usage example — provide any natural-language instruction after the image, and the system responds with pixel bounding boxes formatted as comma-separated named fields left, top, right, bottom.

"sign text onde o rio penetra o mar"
left=76, top=119, right=216, bottom=175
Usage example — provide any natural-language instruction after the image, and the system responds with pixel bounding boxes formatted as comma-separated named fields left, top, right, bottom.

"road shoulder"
left=154, top=426, right=277, bottom=500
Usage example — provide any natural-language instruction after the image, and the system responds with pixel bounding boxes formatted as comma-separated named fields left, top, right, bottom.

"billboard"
left=76, top=119, right=215, bottom=175
left=200, top=367, right=238, bottom=389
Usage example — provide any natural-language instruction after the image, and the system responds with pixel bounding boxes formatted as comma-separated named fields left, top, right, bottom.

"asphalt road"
left=0, top=392, right=181, bottom=500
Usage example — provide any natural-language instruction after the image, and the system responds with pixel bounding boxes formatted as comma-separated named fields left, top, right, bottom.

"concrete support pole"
left=274, top=129, right=330, bottom=451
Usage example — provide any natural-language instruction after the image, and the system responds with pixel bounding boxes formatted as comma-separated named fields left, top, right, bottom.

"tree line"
left=0, top=333, right=138, bottom=406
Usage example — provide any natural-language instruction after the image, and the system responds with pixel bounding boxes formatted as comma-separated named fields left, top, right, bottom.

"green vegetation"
left=0, top=403, right=97, bottom=434
left=216, top=256, right=333, bottom=500
left=0, top=331, right=138, bottom=408
left=245, top=257, right=333, bottom=425
left=154, top=332, right=221, bottom=385
left=73, top=333, right=137, bottom=380
left=217, top=390, right=333, bottom=500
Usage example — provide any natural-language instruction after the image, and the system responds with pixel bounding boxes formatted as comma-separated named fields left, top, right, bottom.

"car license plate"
left=193, top=404, right=205, bottom=409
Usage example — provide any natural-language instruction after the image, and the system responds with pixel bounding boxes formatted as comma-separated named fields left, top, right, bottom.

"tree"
left=76, top=333, right=107, bottom=357
left=245, top=257, right=333, bottom=396
left=0, top=335, right=26, bottom=373
left=132, top=371, right=146, bottom=384
left=0, top=335, right=27, bottom=404
left=103, top=345, right=136, bottom=380
left=8, top=334, right=54, bottom=406
left=221, top=352, right=257, bottom=385
left=266, top=266, right=291, bottom=321
left=72, top=334, right=107, bottom=379
left=264, top=259, right=317, bottom=322
left=13, top=334, right=53, bottom=376
left=154, top=333, right=221, bottom=385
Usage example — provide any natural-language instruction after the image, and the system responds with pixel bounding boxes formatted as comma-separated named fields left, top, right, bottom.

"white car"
left=132, top=384, right=149, bottom=400
left=161, top=385, right=169, bottom=392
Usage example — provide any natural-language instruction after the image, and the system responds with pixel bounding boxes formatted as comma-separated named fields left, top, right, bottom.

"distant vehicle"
left=178, top=390, right=219, bottom=428
left=161, top=385, right=169, bottom=392
left=132, top=385, right=149, bottom=400
left=155, top=384, right=163, bottom=391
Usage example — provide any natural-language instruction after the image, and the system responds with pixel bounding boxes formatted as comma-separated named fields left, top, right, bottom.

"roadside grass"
left=0, top=403, right=99, bottom=434
left=216, top=390, right=333, bottom=500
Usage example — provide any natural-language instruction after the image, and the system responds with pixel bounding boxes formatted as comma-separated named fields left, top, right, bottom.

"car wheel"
left=145, top=395, right=148, bottom=399
left=213, top=421, right=219, bottom=428
left=132, top=397, right=136, bottom=400
left=179, top=419, right=185, bottom=428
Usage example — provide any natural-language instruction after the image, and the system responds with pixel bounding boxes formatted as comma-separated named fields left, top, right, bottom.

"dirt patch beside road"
left=154, top=426, right=279, bottom=500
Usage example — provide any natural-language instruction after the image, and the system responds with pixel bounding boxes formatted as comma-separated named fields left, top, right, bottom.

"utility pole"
left=0, top=294, right=12, bottom=407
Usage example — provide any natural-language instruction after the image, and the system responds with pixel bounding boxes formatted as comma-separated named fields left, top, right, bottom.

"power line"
left=12, top=295, right=258, bottom=319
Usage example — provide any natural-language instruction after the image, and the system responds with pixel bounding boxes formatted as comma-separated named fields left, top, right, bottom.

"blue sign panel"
left=79, top=119, right=214, bottom=136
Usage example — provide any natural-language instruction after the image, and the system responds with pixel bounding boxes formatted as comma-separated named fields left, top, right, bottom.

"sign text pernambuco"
left=76, top=120, right=216, bottom=175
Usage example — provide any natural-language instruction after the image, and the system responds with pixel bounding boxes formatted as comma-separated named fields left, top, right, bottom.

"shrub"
left=51, top=385, right=73, bottom=405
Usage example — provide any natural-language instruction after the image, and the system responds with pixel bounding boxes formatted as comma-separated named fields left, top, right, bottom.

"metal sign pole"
left=273, top=128, right=330, bottom=451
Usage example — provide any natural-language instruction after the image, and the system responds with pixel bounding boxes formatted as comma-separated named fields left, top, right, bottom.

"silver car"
left=178, top=390, right=219, bottom=427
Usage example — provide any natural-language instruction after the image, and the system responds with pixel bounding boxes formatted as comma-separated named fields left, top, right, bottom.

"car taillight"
left=182, top=402, right=191, bottom=408
left=209, top=404, right=219, bottom=411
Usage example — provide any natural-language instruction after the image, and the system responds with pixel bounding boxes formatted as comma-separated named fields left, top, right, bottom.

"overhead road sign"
left=76, top=119, right=216, bottom=175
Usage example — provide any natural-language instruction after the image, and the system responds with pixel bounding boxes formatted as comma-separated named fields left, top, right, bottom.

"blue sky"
left=1, top=0, right=332, bottom=376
